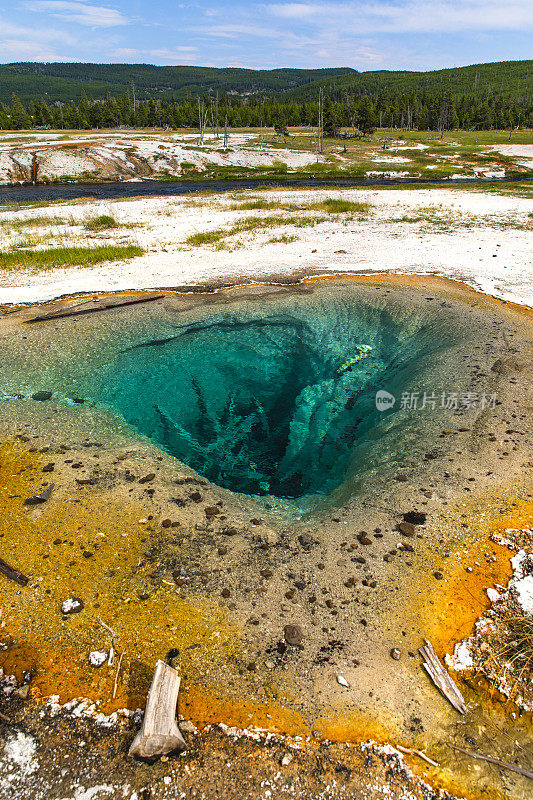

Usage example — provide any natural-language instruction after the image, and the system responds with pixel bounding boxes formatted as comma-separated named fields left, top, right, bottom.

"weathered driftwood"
left=129, top=659, right=186, bottom=759
left=396, top=744, right=440, bottom=768
left=419, top=639, right=466, bottom=714
left=0, top=556, right=29, bottom=586
left=112, top=649, right=125, bottom=700
left=25, top=293, right=164, bottom=323
left=24, top=483, right=54, bottom=505
left=449, top=744, right=533, bottom=780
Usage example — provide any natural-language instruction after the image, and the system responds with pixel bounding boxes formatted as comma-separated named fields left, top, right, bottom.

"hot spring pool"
left=0, top=280, right=505, bottom=508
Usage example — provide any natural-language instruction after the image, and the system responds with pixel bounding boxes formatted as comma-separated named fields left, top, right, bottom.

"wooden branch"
left=0, top=556, right=29, bottom=586
left=129, top=659, right=186, bottom=759
left=97, top=616, right=118, bottom=639
left=419, top=639, right=466, bottom=714
left=25, top=293, right=164, bottom=323
left=396, top=744, right=440, bottom=769
left=449, top=745, right=533, bottom=781
left=112, top=649, right=125, bottom=700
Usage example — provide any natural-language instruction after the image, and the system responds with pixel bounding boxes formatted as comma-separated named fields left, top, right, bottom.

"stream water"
left=0, top=175, right=528, bottom=205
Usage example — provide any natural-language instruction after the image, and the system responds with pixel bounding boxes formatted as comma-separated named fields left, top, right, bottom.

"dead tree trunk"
left=129, top=659, right=187, bottom=759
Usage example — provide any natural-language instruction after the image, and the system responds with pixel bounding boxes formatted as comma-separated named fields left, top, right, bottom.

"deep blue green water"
left=1, top=285, right=467, bottom=504
left=85, top=301, right=453, bottom=500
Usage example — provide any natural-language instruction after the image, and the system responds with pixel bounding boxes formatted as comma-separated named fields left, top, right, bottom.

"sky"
left=0, top=0, right=532, bottom=71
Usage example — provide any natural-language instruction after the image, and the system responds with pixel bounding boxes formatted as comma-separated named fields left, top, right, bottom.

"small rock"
left=89, top=650, right=107, bottom=667
left=398, top=522, right=415, bottom=537
left=138, top=473, right=156, bottom=484
left=180, top=720, right=196, bottom=734
left=433, top=571, right=444, bottom=580
left=390, top=648, right=401, bottom=660
left=14, top=684, right=30, bottom=699
left=336, top=675, right=350, bottom=688
left=42, top=463, right=55, bottom=473
left=260, top=568, right=273, bottom=579
left=402, top=511, right=426, bottom=525
left=32, top=391, right=52, bottom=401
left=60, top=597, right=84, bottom=614
left=284, top=624, right=303, bottom=646
left=221, top=588, right=231, bottom=598
left=161, top=518, right=172, bottom=528
left=205, top=506, right=220, bottom=517
left=281, top=752, right=293, bottom=766
left=357, top=532, right=372, bottom=546
left=298, top=533, right=315, bottom=549
left=395, top=473, right=408, bottom=482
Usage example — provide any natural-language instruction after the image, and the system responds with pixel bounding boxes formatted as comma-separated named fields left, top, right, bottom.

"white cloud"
left=0, top=39, right=79, bottom=60
left=24, top=0, right=129, bottom=27
left=203, top=23, right=281, bottom=38
left=267, top=0, right=533, bottom=33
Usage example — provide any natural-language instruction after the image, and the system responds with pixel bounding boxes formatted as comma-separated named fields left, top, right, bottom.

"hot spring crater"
left=1, top=277, right=527, bottom=513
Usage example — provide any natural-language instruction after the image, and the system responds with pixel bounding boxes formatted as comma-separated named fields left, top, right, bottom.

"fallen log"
left=25, top=293, right=165, bottom=323
left=129, top=659, right=187, bottom=759
left=419, top=639, right=466, bottom=714
left=0, top=557, right=29, bottom=586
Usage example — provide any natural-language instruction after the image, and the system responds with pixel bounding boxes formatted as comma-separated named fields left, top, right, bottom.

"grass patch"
left=0, top=244, right=143, bottom=271
left=84, top=214, right=118, bottom=231
left=186, top=213, right=326, bottom=247
left=312, top=198, right=372, bottom=214
left=268, top=234, right=298, bottom=244
left=186, top=230, right=225, bottom=246
left=230, top=198, right=281, bottom=211
left=0, top=214, right=67, bottom=231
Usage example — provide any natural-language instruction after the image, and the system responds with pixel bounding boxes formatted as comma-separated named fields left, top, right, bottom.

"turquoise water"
left=83, top=300, right=453, bottom=500
left=1, top=286, right=466, bottom=504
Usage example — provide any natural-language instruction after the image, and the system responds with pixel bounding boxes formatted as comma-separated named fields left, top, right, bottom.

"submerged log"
left=24, top=483, right=54, bottom=505
left=129, top=659, right=187, bottom=759
left=0, top=556, right=29, bottom=586
left=419, top=639, right=466, bottom=714
left=25, top=293, right=165, bottom=323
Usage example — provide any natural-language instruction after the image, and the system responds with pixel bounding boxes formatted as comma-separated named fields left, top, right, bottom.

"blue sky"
left=1, top=1, right=532, bottom=70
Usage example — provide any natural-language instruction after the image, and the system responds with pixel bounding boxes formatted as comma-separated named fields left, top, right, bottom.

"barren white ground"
left=1, top=185, right=531, bottom=307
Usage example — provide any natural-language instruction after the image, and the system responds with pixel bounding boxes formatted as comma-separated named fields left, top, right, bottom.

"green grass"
left=186, top=212, right=327, bottom=246
left=0, top=214, right=67, bottom=231
left=84, top=214, right=118, bottom=231
left=230, top=199, right=281, bottom=211
left=0, top=243, right=143, bottom=270
left=313, top=198, right=372, bottom=214
left=186, top=230, right=225, bottom=246
left=268, top=234, right=298, bottom=244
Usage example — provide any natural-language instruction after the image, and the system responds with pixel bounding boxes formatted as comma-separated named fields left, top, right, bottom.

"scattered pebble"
left=60, top=597, right=84, bottom=615
left=390, top=648, right=401, bottom=660
left=88, top=650, right=107, bottom=668
left=336, top=675, right=350, bottom=688
left=284, top=624, right=303, bottom=646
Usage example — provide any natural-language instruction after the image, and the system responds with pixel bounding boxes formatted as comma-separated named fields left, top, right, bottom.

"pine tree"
left=9, top=93, right=31, bottom=130
left=323, top=96, right=337, bottom=136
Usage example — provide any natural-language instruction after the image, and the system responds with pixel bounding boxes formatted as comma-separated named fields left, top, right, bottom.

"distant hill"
left=0, top=60, right=530, bottom=108
left=285, top=60, right=533, bottom=101
left=0, top=63, right=355, bottom=104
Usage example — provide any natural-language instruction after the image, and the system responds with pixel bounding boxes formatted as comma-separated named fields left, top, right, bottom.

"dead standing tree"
left=198, top=97, right=209, bottom=144
left=317, top=88, right=324, bottom=157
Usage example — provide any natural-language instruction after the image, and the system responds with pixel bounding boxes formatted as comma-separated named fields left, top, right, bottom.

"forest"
left=0, top=60, right=531, bottom=133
